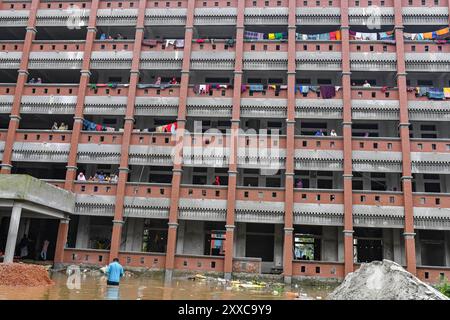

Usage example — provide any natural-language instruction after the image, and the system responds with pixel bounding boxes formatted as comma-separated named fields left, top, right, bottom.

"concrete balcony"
left=352, top=191, right=405, bottom=228
left=123, top=183, right=172, bottom=219
left=90, top=51, right=133, bottom=69
left=411, top=140, right=450, bottom=174
left=35, top=8, right=90, bottom=27
left=0, top=9, right=29, bottom=27
left=351, top=87, right=400, bottom=121
left=243, top=51, right=288, bottom=70
left=190, top=51, right=235, bottom=70
left=409, top=99, right=450, bottom=122
left=193, top=7, right=237, bottom=25
left=350, top=52, right=397, bottom=72
left=20, top=84, right=79, bottom=114
left=28, top=51, right=84, bottom=70
left=178, top=185, right=228, bottom=221
left=12, top=130, right=71, bottom=163
left=413, top=193, right=450, bottom=229
left=405, top=53, right=450, bottom=72
left=0, top=85, right=14, bottom=114
left=402, top=6, right=449, bottom=25
left=235, top=186, right=285, bottom=223
left=348, top=6, right=394, bottom=25
left=96, top=8, right=138, bottom=26
left=296, top=52, right=342, bottom=71
left=244, top=7, right=289, bottom=25
left=0, top=51, right=21, bottom=69
left=293, top=188, right=344, bottom=226
left=144, top=8, right=187, bottom=26
left=295, top=7, right=341, bottom=25
left=140, top=51, right=183, bottom=70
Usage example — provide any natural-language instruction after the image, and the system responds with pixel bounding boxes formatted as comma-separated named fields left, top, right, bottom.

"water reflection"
left=105, top=286, right=120, bottom=300
left=0, top=272, right=335, bottom=300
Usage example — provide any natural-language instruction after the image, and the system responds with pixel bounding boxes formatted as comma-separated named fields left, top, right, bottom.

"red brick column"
left=394, top=2, right=416, bottom=274
left=340, top=0, right=354, bottom=275
left=109, top=0, right=148, bottom=263
left=54, top=0, right=100, bottom=266
left=282, top=0, right=297, bottom=285
left=0, top=0, right=40, bottom=174
left=164, top=0, right=195, bottom=283
left=223, top=0, right=245, bottom=280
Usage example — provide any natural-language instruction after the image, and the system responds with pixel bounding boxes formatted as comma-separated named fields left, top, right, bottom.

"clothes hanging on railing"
left=244, top=31, right=287, bottom=41
left=82, top=119, right=112, bottom=132
left=249, top=84, right=264, bottom=92
left=427, top=88, right=445, bottom=100
left=404, top=27, right=450, bottom=40
left=142, top=39, right=158, bottom=47
left=137, top=83, right=173, bottom=89
left=175, top=39, right=185, bottom=48
left=155, top=122, right=178, bottom=134
left=319, top=85, right=336, bottom=99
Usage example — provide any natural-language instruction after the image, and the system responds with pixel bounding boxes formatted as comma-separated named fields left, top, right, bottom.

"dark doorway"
left=355, top=239, right=383, bottom=263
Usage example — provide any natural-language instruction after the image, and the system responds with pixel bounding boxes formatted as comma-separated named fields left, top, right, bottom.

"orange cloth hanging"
left=436, top=27, right=450, bottom=35
left=423, top=32, right=433, bottom=39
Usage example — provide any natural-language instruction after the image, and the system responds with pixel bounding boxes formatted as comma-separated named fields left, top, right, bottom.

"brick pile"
left=0, top=263, right=54, bottom=287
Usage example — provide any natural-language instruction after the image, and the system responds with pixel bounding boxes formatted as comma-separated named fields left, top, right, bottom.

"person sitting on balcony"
left=51, top=122, right=58, bottom=130
left=330, top=129, right=337, bottom=137
left=97, top=171, right=105, bottom=182
left=213, top=176, right=220, bottom=186
left=100, top=33, right=106, bottom=40
left=364, top=132, right=370, bottom=137
left=29, top=78, right=36, bottom=84
left=108, top=35, right=113, bottom=40
left=363, top=80, right=371, bottom=88
left=170, top=77, right=178, bottom=85
left=116, top=33, right=124, bottom=40
left=110, top=173, right=118, bottom=183
left=77, top=172, right=86, bottom=181
left=59, top=122, right=66, bottom=130
left=154, top=77, right=161, bottom=86
left=296, top=179, right=303, bottom=189
left=314, top=129, right=324, bottom=136
left=36, top=78, right=42, bottom=84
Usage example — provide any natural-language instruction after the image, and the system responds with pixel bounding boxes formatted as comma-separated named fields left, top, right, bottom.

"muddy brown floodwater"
left=0, top=272, right=336, bottom=300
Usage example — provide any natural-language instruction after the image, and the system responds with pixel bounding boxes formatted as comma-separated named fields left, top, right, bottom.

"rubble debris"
left=0, top=263, right=54, bottom=287
left=328, top=260, right=449, bottom=300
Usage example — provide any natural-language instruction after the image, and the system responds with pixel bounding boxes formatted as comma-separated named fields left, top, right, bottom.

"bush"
left=435, top=277, right=450, bottom=298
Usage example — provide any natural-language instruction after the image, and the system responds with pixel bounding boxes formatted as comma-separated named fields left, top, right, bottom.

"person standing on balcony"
left=77, top=172, right=86, bottom=181
left=105, top=258, right=124, bottom=286
left=363, top=80, right=371, bottom=88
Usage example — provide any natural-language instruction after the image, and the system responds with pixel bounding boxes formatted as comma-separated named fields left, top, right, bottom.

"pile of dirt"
left=0, top=263, right=54, bottom=287
left=328, top=260, right=448, bottom=300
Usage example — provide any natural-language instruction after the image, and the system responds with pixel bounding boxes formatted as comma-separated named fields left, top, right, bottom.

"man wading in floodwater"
left=106, top=258, right=124, bottom=286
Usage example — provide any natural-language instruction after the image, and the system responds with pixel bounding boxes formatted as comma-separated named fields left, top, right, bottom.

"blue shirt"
left=106, top=261, right=124, bottom=283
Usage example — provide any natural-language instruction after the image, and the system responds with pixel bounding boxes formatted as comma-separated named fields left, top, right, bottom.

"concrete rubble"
left=328, top=259, right=449, bottom=300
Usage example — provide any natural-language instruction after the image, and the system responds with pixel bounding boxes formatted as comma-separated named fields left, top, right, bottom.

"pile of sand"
left=328, top=260, right=448, bottom=300
left=0, top=263, right=54, bottom=287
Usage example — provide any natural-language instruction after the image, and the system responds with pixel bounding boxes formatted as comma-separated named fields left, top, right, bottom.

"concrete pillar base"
left=164, top=269, right=173, bottom=284
left=224, top=272, right=232, bottom=280
left=52, top=262, right=65, bottom=271
left=284, top=275, right=292, bottom=285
